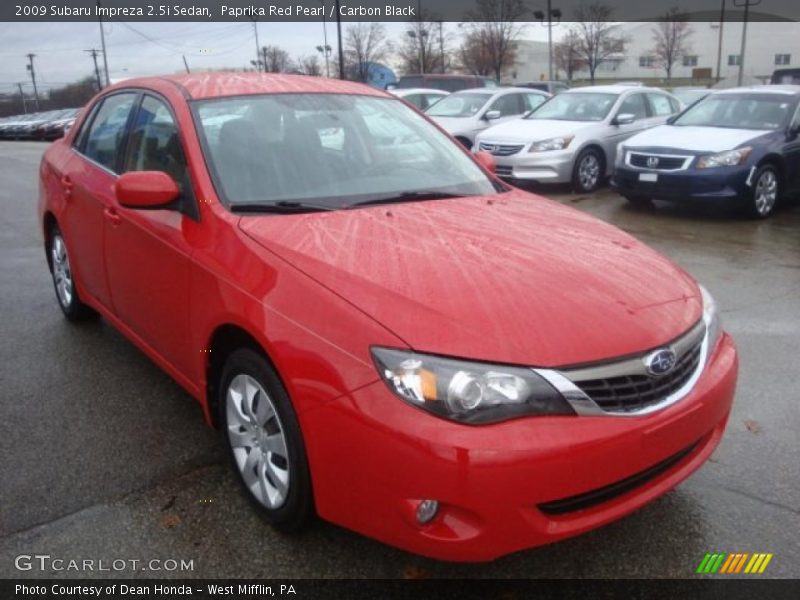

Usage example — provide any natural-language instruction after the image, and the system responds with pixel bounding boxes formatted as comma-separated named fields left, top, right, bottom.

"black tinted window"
left=82, top=93, right=137, bottom=172
left=124, top=96, right=188, bottom=190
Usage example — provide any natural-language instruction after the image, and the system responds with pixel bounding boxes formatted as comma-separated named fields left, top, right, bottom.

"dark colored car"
left=612, top=86, right=800, bottom=218
left=771, top=68, right=800, bottom=85
left=394, top=74, right=497, bottom=93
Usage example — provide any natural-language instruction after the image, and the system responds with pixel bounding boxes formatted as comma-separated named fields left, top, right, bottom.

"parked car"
left=671, top=87, right=711, bottom=108
left=612, top=85, right=800, bottom=218
left=39, top=73, right=737, bottom=562
left=34, top=108, right=81, bottom=141
left=515, top=80, right=569, bottom=95
left=426, top=87, right=550, bottom=148
left=389, top=87, right=449, bottom=111
left=474, top=85, right=681, bottom=192
left=393, top=73, right=497, bottom=92
left=0, top=112, right=40, bottom=140
left=770, top=68, right=800, bottom=85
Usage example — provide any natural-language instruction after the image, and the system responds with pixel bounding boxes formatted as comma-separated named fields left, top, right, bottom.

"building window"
left=775, top=54, right=791, bottom=65
left=728, top=54, right=741, bottom=66
left=639, top=55, right=655, bottom=67
left=682, top=55, right=698, bottom=67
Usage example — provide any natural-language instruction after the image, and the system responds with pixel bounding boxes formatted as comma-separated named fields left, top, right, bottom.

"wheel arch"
left=755, top=153, right=785, bottom=185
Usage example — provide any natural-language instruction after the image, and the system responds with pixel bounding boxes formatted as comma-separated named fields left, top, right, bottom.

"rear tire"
left=745, top=164, right=779, bottom=219
left=572, top=148, right=604, bottom=193
left=49, top=225, right=96, bottom=322
left=219, top=348, right=314, bottom=533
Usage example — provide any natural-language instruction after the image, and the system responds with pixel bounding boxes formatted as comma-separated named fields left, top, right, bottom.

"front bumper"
left=612, top=164, right=753, bottom=202
left=490, top=149, right=575, bottom=183
left=301, top=333, right=738, bottom=561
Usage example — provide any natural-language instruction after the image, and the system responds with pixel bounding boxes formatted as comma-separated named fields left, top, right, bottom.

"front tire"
left=219, top=348, right=313, bottom=532
left=49, top=225, right=95, bottom=321
left=746, top=164, right=779, bottom=219
left=572, top=148, right=604, bottom=193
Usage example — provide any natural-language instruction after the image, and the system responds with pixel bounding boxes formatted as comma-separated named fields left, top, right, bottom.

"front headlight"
left=699, top=284, right=722, bottom=359
left=528, top=135, right=574, bottom=153
left=371, top=348, right=576, bottom=424
left=696, top=147, right=752, bottom=169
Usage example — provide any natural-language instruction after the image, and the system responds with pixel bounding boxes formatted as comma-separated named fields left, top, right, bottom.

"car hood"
left=625, top=124, right=772, bottom=153
left=240, top=191, right=701, bottom=367
left=477, top=118, right=595, bottom=143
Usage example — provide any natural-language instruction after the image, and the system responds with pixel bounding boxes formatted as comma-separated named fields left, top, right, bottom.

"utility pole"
left=437, top=21, right=445, bottom=73
left=182, top=55, right=191, bottom=74
left=262, top=46, right=269, bottom=72
left=318, top=1, right=330, bottom=77
left=26, top=53, right=40, bottom=110
left=252, top=19, right=262, bottom=71
left=334, top=0, right=344, bottom=79
left=97, top=1, right=110, bottom=86
left=17, top=83, right=27, bottom=114
left=734, top=0, right=759, bottom=86
left=715, top=0, right=726, bottom=82
left=85, top=49, right=103, bottom=91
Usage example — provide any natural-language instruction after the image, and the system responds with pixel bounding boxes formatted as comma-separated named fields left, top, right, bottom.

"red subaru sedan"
left=38, top=74, right=737, bottom=561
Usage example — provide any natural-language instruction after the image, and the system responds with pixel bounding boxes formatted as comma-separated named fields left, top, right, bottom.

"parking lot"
left=0, top=140, right=797, bottom=578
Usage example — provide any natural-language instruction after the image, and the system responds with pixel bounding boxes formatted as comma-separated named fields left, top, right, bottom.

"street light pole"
left=319, top=1, right=330, bottom=77
left=733, top=0, right=759, bottom=87
left=97, top=1, right=110, bottom=86
left=547, top=0, right=553, bottom=81
left=715, top=0, right=726, bottom=82
left=335, top=0, right=344, bottom=79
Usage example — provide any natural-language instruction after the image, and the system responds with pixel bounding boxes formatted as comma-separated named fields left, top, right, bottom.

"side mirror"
left=484, top=110, right=502, bottom=121
left=613, top=113, right=636, bottom=126
left=474, top=150, right=496, bottom=174
left=115, top=171, right=180, bottom=209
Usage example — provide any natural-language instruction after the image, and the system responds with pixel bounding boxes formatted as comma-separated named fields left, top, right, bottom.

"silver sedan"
left=473, top=85, right=681, bottom=192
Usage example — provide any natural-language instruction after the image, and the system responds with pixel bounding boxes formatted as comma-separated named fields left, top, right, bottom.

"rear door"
left=104, top=93, right=196, bottom=377
left=62, top=91, right=139, bottom=309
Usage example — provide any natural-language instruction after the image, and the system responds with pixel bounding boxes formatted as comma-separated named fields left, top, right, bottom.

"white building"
left=512, top=21, right=800, bottom=84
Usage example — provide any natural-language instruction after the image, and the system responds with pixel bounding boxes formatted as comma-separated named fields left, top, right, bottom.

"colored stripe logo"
left=697, top=552, right=773, bottom=574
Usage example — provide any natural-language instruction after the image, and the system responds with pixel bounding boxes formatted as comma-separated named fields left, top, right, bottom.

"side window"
left=425, top=94, right=445, bottom=108
left=524, top=93, right=547, bottom=111
left=404, top=94, right=424, bottom=110
left=489, top=94, right=523, bottom=117
left=617, top=93, right=648, bottom=120
left=81, top=93, right=138, bottom=172
left=123, top=96, right=188, bottom=189
left=647, top=93, right=675, bottom=117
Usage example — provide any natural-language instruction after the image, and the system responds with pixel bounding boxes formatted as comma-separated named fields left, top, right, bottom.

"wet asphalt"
left=0, top=141, right=797, bottom=579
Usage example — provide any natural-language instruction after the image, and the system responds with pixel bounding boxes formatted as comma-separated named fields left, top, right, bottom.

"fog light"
left=416, top=499, right=439, bottom=524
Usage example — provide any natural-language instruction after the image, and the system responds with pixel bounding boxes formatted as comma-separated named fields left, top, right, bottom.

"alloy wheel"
left=578, top=154, right=600, bottom=191
left=226, top=373, right=290, bottom=509
left=51, top=234, right=73, bottom=308
left=754, top=169, right=778, bottom=216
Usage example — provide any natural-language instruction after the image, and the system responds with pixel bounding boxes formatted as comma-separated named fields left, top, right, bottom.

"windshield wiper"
left=346, top=191, right=466, bottom=209
left=229, top=201, right=335, bottom=214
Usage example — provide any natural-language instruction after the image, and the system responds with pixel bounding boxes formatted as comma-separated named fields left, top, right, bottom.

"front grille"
left=478, top=142, right=525, bottom=156
left=629, top=152, right=688, bottom=171
left=537, top=440, right=699, bottom=515
left=573, top=341, right=703, bottom=413
left=495, top=165, right=513, bottom=177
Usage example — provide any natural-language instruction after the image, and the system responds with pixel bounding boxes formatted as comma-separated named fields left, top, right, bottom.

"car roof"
left=105, top=73, right=390, bottom=101
left=713, top=85, right=800, bottom=96
left=454, top=86, right=545, bottom=96
left=391, top=88, right=449, bottom=96
left=567, top=84, right=670, bottom=95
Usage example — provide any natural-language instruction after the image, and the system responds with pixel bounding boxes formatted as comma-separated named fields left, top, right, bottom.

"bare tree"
left=344, top=22, right=390, bottom=83
left=572, top=1, right=626, bottom=84
left=296, top=55, right=322, bottom=76
left=458, top=31, right=495, bottom=77
left=460, top=0, right=528, bottom=82
left=397, top=19, right=452, bottom=74
left=262, top=45, right=291, bottom=73
left=651, top=7, right=693, bottom=81
left=554, top=29, right=585, bottom=82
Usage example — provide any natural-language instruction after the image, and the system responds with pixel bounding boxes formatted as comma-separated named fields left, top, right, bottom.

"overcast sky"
left=0, top=21, right=554, bottom=94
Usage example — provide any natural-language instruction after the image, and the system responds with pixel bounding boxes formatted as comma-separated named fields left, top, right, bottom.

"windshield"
left=526, top=92, right=617, bottom=121
left=674, top=94, right=794, bottom=130
left=193, top=93, right=497, bottom=209
left=426, top=93, right=491, bottom=118
left=672, top=90, right=707, bottom=106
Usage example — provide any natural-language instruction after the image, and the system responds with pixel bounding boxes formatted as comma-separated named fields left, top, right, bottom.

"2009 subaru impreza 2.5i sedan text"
left=38, top=74, right=738, bottom=562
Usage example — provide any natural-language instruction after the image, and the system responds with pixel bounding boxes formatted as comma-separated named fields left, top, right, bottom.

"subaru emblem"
left=646, top=156, right=660, bottom=168
left=644, top=348, right=677, bottom=376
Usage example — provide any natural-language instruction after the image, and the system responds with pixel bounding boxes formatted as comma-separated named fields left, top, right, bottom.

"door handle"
left=104, top=207, right=122, bottom=226
left=60, top=175, right=73, bottom=198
